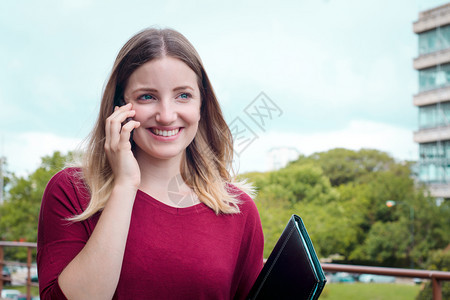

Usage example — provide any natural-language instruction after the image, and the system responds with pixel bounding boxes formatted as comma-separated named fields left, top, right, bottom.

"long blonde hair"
left=71, top=27, right=253, bottom=221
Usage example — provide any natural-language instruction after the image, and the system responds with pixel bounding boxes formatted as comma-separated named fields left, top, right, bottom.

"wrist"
left=111, top=182, right=139, bottom=197
left=113, top=175, right=140, bottom=191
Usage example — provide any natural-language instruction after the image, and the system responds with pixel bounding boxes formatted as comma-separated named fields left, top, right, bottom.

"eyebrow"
left=131, top=85, right=195, bottom=94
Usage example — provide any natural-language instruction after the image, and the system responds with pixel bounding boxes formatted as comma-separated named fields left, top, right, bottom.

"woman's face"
left=123, top=56, right=201, bottom=163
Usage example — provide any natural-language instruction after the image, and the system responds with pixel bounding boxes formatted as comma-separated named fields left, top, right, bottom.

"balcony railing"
left=1, top=241, right=450, bottom=300
left=0, top=241, right=37, bottom=300
left=413, top=85, right=450, bottom=106
left=413, top=3, right=450, bottom=33
left=414, top=47, right=450, bottom=70
left=413, top=125, right=450, bottom=143
left=322, top=263, right=450, bottom=300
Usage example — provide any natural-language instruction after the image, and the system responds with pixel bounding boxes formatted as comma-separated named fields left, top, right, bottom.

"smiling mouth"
left=150, top=128, right=180, bottom=137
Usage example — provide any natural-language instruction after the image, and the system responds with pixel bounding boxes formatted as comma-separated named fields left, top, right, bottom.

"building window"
left=418, top=25, right=450, bottom=55
left=418, top=102, right=450, bottom=129
left=419, top=162, right=450, bottom=183
left=419, top=141, right=450, bottom=183
left=419, top=63, right=450, bottom=92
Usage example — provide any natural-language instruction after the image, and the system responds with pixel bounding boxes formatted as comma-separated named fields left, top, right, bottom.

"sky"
left=1, top=0, right=448, bottom=176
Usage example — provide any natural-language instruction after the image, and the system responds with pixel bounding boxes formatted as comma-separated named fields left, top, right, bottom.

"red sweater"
left=37, top=168, right=264, bottom=299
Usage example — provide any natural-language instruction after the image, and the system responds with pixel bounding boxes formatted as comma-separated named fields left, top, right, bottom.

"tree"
left=411, top=196, right=450, bottom=266
left=350, top=220, right=410, bottom=266
left=0, top=151, right=76, bottom=260
left=289, top=148, right=395, bottom=186
left=265, top=163, right=336, bottom=205
left=244, top=163, right=339, bottom=258
left=243, top=148, right=450, bottom=268
left=416, top=248, right=450, bottom=300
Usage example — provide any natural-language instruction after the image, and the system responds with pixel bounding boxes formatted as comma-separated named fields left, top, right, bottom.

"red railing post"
left=0, top=242, right=38, bottom=298
left=0, top=245, right=4, bottom=293
left=321, top=263, right=450, bottom=300
left=27, top=246, right=32, bottom=300
left=432, top=277, right=442, bottom=300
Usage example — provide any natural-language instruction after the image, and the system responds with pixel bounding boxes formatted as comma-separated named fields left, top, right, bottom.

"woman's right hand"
left=104, top=103, right=141, bottom=189
left=58, top=103, right=141, bottom=299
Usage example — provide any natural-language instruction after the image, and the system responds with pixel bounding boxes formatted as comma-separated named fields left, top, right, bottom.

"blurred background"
left=1, top=0, right=450, bottom=299
left=0, top=0, right=436, bottom=175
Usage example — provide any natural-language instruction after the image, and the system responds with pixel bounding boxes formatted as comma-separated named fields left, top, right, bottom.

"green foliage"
left=415, top=248, right=450, bottom=300
left=290, top=148, right=395, bottom=186
left=243, top=148, right=450, bottom=269
left=1, top=147, right=449, bottom=271
left=266, top=164, right=336, bottom=204
left=351, top=221, right=410, bottom=266
left=293, top=201, right=364, bottom=259
left=411, top=197, right=450, bottom=266
left=425, top=248, right=450, bottom=271
left=0, top=151, right=76, bottom=261
left=253, top=195, right=291, bottom=259
left=246, top=163, right=338, bottom=258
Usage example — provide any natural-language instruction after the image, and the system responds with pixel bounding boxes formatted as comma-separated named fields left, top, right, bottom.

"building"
left=413, top=2, right=450, bottom=198
left=266, top=147, right=300, bottom=171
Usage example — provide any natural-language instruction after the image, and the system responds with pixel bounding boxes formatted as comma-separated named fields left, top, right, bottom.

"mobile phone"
left=114, top=96, right=134, bottom=144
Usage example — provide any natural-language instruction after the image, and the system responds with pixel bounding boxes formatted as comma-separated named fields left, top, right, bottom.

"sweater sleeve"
left=231, top=190, right=265, bottom=300
left=37, top=168, right=96, bottom=300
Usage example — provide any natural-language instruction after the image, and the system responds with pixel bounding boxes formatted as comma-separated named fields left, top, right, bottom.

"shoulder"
left=226, top=183, right=260, bottom=219
left=42, top=167, right=90, bottom=213
left=46, top=166, right=81, bottom=183
left=44, top=167, right=83, bottom=194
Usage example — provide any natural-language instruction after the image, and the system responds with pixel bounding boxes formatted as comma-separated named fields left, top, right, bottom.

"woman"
left=37, top=27, right=264, bottom=299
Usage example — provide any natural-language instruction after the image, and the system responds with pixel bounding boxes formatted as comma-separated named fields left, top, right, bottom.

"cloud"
left=236, top=119, right=418, bottom=173
left=2, top=132, right=82, bottom=176
left=200, top=24, right=416, bottom=124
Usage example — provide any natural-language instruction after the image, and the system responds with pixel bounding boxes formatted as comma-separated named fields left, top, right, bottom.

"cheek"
left=182, top=104, right=201, bottom=123
left=194, top=103, right=202, bottom=122
left=133, top=106, right=152, bottom=122
left=194, top=107, right=201, bottom=122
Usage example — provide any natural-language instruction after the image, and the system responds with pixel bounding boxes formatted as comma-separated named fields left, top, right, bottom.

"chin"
left=134, top=146, right=184, bottom=161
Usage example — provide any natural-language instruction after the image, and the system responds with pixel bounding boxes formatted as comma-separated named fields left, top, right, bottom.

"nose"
left=155, top=100, right=177, bottom=124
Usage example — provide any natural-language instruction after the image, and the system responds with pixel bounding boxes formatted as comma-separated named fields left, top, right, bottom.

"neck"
left=136, top=152, right=183, bottom=188
left=134, top=149, right=199, bottom=208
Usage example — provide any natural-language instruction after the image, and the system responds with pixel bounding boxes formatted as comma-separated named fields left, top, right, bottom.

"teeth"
left=152, top=128, right=179, bottom=137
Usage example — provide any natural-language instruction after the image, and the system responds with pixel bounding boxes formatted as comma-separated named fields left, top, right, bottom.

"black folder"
left=248, top=215, right=326, bottom=300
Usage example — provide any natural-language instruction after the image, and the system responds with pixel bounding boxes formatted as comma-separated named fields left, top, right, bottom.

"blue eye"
left=179, top=93, right=191, bottom=99
left=139, top=94, right=154, bottom=100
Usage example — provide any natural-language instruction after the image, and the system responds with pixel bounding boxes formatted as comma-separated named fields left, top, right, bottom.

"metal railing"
left=0, top=241, right=38, bottom=300
left=322, top=263, right=450, bottom=300
left=1, top=241, right=450, bottom=300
